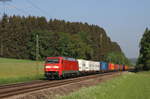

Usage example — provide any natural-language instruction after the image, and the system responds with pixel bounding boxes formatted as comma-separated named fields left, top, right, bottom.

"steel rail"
left=0, top=72, right=119, bottom=98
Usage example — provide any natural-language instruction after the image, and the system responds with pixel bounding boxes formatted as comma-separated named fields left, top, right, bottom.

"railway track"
left=0, top=72, right=119, bottom=99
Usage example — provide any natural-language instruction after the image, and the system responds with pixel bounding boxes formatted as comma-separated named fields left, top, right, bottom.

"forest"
left=0, top=15, right=130, bottom=65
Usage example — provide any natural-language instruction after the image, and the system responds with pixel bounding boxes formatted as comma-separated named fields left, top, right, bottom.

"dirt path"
left=9, top=72, right=123, bottom=99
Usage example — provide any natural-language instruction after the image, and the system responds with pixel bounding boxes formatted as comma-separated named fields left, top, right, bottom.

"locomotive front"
left=44, top=57, right=62, bottom=79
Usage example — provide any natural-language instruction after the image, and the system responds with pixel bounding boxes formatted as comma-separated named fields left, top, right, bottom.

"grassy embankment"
left=0, top=58, right=44, bottom=84
left=58, top=71, right=150, bottom=99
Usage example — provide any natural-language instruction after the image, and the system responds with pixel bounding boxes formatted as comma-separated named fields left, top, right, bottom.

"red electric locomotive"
left=44, top=57, right=79, bottom=79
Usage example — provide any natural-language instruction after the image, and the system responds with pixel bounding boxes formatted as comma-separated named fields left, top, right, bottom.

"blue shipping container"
left=123, top=65, right=126, bottom=71
left=100, top=62, right=108, bottom=71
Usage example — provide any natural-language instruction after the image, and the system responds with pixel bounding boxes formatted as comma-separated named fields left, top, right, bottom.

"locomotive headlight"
left=45, top=66, right=59, bottom=68
left=45, top=66, right=51, bottom=68
left=53, top=66, right=59, bottom=68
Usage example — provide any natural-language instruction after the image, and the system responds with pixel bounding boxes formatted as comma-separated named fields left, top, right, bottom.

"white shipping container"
left=89, top=61, right=94, bottom=70
left=77, top=59, right=100, bottom=72
left=84, top=60, right=88, bottom=71
left=92, top=61, right=98, bottom=71
left=77, top=59, right=86, bottom=71
left=94, top=62, right=100, bottom=71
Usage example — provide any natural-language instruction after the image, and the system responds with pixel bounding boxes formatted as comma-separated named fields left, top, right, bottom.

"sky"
left=0, top=0, right=150, bottom=58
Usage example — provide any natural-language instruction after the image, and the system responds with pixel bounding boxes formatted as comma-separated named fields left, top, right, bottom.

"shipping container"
left=77, top=60, right=90, bottom=71
left=108, top=63, right=115, bottom=71
left=85, top=61, right=100, bottom=71
left=100, top=62, right=108, bottom=72
left=89, top=61, right=93, bottom=71
left=85, top=60, right=90, bottom=71
left=77, top=59, right=86, bottom=71
left=114, top=64, right=119, bottom=71
left=93, top=61, right=100, bottom=71
left=119, top=65, right=123, bottom=71
left=125, top=66, right=128, bottom=70
left=112, top=64, right=115, bottom=70
left=123, top=65, right=126, bottom=71
left=77, top=59, right=100, bottom=72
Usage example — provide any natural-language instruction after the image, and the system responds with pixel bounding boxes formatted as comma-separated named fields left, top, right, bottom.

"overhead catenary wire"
left=26, top=0, right=50, bottom=17
left=6, top=2, right=29, bottom=15
left=0, top=0, right=12, bottom=15
left=0, top=0, right=12, bottom=2
left=1, top=0, right=51, bottom=18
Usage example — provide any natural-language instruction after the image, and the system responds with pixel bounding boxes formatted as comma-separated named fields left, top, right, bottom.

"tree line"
left=0, top=15, right=130, bottom=65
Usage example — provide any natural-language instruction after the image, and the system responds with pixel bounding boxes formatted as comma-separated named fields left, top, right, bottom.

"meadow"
left=0, top=58, right=44, bottom=84
left=58, top=71, right=150, bottom=99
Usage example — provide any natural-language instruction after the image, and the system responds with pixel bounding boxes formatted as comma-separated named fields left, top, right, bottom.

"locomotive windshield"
left=46, top=59, right=59, bottom=64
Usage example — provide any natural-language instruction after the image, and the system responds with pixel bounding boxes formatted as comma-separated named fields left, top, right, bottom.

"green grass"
left=58, top=72, right=150, bottom=99
left=0, top=57, right=45, bottom=84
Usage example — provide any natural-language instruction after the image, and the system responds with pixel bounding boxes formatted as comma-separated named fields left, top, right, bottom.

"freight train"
left=44, top=57, right=129, bottom=79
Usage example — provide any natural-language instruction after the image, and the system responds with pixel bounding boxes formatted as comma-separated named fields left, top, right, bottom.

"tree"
left=137, top=28, right=150, bottom=70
